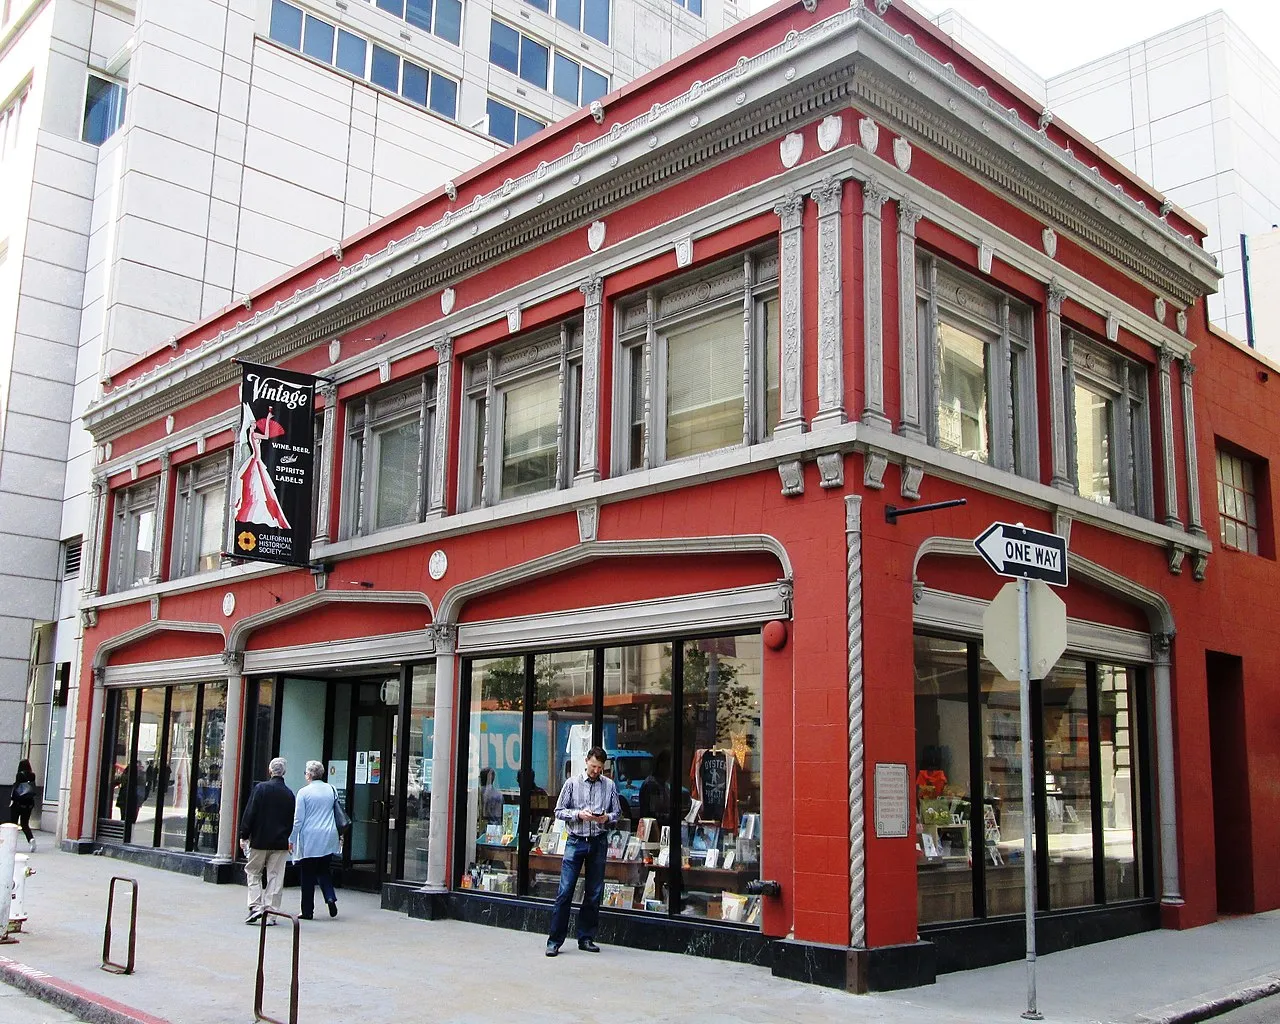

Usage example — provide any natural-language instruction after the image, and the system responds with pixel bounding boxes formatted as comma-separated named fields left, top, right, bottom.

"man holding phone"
left=545, top=746, right=621, bottom=957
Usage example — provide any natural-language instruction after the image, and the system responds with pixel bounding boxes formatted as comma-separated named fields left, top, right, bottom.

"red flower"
left=916, top=769, right=947, bottom=800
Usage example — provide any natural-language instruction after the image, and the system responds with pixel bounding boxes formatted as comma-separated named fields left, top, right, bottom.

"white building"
left=927, top=8, right=1280, bottom=352
left=0, top=0, right=738, bottom=830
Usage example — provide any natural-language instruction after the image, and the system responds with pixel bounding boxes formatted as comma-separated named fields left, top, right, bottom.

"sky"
left=745, top=0, right=1280, bottom=78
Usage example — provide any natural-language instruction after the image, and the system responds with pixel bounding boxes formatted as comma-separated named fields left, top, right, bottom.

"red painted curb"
left=0, top=954, right=173, bottom=1024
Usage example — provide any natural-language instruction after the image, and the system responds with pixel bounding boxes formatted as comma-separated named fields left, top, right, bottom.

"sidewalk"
left=2, top=838, right=1278, bottom=1024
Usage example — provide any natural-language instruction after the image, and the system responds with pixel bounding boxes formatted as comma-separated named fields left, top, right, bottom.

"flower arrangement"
left=916, top=769, right=947, bottom=802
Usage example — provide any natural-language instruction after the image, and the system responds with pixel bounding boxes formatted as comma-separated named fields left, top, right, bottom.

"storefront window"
left=913, top=632, right=1151, bottom=926
left=106, top=690, right=138, bottom=832
left=914, top=636, right=974, bottom=924
left=195, top=684, right=226, bottom=853
left=159, top=686, right=198, bottom=849
left=403, top=663, right=436, bottom=882
left=458, top=632, right=764, bottom=927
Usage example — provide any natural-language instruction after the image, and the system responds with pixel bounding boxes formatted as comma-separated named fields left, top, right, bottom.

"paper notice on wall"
left=355, top=750, right=369, bottom=785
left=369, top=751, right=381, bottom=785
left=327, top=761, right=347, bottom=790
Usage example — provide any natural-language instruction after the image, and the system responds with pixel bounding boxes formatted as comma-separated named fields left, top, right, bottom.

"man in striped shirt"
left=545, top=746, right=621, bottom=957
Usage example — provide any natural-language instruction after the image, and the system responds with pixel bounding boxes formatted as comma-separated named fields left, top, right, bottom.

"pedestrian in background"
left=239, top=756, right=294, bottom=925
left=9, top=759, right=36, bottom=852
left=290, top=760, right=340, bottom=920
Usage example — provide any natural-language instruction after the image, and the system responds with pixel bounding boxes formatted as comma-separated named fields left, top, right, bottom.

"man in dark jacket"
left=239, top=757, right=295, bottom=925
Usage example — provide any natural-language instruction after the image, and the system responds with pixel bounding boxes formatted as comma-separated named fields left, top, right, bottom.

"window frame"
left=369, top=0, right=464, bottom=46
left=169, top=454, right=232, bottom=580
left=82, top=72, right=127, bottom=146
left=107, top=480, right=160, bottom=594
left=490, top=18, right=609, bottom=106
left=612, top=246, right=779, bottom=475
left=1216, top=446, right=1263, bottom=555
left=1063, top=332, right=1153, bottom=517
left=460, top=324, right=582, bottom=511
left=917, top=254, right=1038, bottom=479
left=485, top=97, right=545, bottom=145
left=342, top=374, right=438, bottom=539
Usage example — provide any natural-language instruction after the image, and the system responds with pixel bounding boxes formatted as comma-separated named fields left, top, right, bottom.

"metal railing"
left=253, top=908, right=301, bottom=1024
left=101, top=876, right=138, bottom=975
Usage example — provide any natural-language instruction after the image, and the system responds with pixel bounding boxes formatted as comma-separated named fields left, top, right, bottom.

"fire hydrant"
left=7, top=853, right=34, bottom=934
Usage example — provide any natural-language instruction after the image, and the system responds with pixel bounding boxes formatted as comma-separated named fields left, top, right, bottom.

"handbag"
left=12, top=780, right=35, bottom=805
left=332, top=787, right=351, bottom=832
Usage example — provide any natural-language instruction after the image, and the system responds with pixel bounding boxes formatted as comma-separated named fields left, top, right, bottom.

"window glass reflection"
left=1042, top=660, right=1094, bottom=908
left=938, top=321, right=990, bottom=463
left=980, top=656, right=1029, bottom=917
left=1100, top=665, right=1141, bottom=900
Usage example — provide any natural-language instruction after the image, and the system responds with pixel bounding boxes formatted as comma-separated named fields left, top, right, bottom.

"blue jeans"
left=547, top=833, right=607, bottom=947
left=298, top=856, right=336, bottom=917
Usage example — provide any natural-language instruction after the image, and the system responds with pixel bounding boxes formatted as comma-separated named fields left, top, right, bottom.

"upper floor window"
left=1066, top=334, right=1152, bottom=516
left=461, top=325, right=582, bottom=510
left=485, top=97, right=544, bottom=145
left=170, top=455, right=231, bottom=579
left=344, top=374, right=437, bottom=537
left=917, top=255, right=1037, bottom=478
left=1216, top=446, right=1264, bottom=555
left=553, top=52, right=608, bottom=106
left=670, top=0, right=703, bottom=15
left=614, top=246, right=779, bottom=473
left=523, top=0, right=610, bottom=44
left=371, top=0, right=463, bottom=47
left=108, top=480, right=158, bottom=593
left=490, top=20, right=608, bottom=105
left=83, top=74, right=126, bottom=146
left=0, top=83, right=29, bottom=161
left=269, top=1, right=458, bottom=118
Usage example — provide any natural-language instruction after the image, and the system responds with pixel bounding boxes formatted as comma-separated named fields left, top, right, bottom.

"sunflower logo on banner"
left=231, top=361, right=321, bottom=567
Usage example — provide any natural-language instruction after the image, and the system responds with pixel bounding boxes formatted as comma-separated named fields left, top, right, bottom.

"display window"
left=913, top=632, right=1149, bottom=925
left=456, top=632, right=764, bottom=926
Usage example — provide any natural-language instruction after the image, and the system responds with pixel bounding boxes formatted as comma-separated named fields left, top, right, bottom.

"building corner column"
left=576, top=277, right=604, bottom=481
left=149, top=453, right=172, bottom=584
left=860, top=179, right=891, bottom=430
left=77, top=667, right=108, bottom=841
left=315, top=381, right=338, bottom=543
left=811, top=177, right=845, bottom=428
left=773, top=191, right=807, bottom=438
left=427, top=337, right=453, bottom=518
left=845, top=495, right=866, bottom=949
left=896, top=200, right=924, bottom=440
left=1179, top=357, right=1205, bottom=537
left=1046, top=280, right=1073, bottom=491
left=213, top=652, right=245, bottom=865
left=1158, top=348, right=1183, bottom=529
left=423, top=623, right=458, bottom=892
left=1151, top=631, right=1183, bottom=906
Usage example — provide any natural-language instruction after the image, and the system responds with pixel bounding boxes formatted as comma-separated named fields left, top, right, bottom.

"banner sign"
left=231, top=361, right=317, bottom=567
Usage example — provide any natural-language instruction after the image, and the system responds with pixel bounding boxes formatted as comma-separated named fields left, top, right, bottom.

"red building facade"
left=64, top=0, right=1272, bottom=992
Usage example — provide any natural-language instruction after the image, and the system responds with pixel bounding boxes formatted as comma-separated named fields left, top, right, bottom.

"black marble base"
left=865, top=940, right=937, bottom=991
left=60, top=840, right=96, bottom=855
left=923, top=901, right=1159, bottom=975
left=86, top=842, right=214, bottom=879
left=381, top=882, right=417, bottom=912
left=202, top=859, right=239, bottom=884
left=771, top=938, right=859, bottom=990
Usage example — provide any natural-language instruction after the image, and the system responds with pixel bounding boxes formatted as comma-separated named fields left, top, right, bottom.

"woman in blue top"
left=290, top=760, right=341, bottom=920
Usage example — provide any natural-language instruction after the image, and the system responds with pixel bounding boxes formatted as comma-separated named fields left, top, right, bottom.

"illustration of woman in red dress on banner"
left=234, top=404, right=291, bottom=530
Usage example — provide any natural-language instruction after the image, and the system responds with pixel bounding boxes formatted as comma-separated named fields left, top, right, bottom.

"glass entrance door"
left=344, top=687, right=396, bottom=891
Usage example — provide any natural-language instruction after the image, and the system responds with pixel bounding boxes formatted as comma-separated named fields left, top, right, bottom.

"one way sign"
left=974, top=522, right=1069, bottom=587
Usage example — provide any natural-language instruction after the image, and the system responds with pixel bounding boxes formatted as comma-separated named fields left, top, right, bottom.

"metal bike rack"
left=253, top=908, right=300, bottom=1024
left=101, top=876, right=138, bottom=975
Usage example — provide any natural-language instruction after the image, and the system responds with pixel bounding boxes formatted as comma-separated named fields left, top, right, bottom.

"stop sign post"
left=974, top=523, right=1069, bottom=1022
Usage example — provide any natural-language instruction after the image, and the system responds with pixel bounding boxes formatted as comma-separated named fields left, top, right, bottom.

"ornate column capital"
left=435, top=335, right=454, bottom=364
left=897, top=199, right=922, bottom=232
left=220, top=649, right=244, bottom=675
left=809, top=176, right=843, bottom=216
left=91, top=666, right=105, bottom=686
left=1151, top=631, right=1174, bottom=659
left=579, top=276, right=604, bottom=307
left=861, top=177, right=890, bottom=209
left=1180, top=356, right=1196, bottom=378
left=317, top=380, right=338, bottom=402
left=1047, top=279, right=1068, bottom=315
left=430, top=622, right=458, bottom=655
left=1158, top=346, right=1175, bottom=373
left=773, top=192, right=804, bottom=230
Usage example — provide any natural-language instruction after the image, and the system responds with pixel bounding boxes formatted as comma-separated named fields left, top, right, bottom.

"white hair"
left=268, top=757, right=287, bottom=777
left=305, top=760, right=325, bottom=780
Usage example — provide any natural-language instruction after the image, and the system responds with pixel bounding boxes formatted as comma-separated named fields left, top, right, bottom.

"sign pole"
left=1018, top=577, right=1042, bottom=1020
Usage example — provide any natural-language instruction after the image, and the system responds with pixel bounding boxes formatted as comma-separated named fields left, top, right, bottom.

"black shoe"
left=245, top=911, right=262, bottom=925
left=578, top=939, right=601, bottom=953
left=545, top=942, right=560, bottom=957
left=327, top=900, right=338, bottom=918
left=300, top=913, right=313, bottom=920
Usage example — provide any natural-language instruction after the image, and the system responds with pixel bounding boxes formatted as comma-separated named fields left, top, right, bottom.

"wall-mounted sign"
left=874, top=762, right=910, bottom=839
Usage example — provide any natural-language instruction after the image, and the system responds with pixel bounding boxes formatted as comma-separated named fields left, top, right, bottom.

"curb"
left=1123, top=972, right=1280, bottom=1024
left=0, top=955, right=172, bottom=1024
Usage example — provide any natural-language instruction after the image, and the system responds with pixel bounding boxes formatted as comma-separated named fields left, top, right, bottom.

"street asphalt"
left=1, top=832, right=1278, bottom=1024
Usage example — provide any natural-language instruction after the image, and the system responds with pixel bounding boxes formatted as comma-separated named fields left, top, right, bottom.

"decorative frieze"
left=811, top=177, right=845, bottom=427
left=774, top=192, right=807, bottom=438
left=861, top=179, right=891, bottom=429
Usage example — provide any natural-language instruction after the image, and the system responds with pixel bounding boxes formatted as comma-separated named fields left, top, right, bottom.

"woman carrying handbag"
left=289, top=760, right=347, bottom=920
left=9, top=759, right=37, bottom=851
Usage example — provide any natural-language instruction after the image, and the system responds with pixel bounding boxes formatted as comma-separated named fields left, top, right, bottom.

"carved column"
left=214, top=652, right=245, bottom=864
left=83, top=477, right=108, bottom=599
left=861, top=179, right=891, bottom=429
left=1158, top=348, right=1182, bottom=528
left=773, top=192, right=806, bottom=438
left=897, top=200, right=924, bottom=440
left=1180, top=357, right=1205, bottom=536
left=812, top=177, right=845, bottom=427
left=1046, top=281, right=1073, bottom=491
left=479, top=352, right=496, bottom=507
left=78, top=668, right=108, bottom=840
left=315, top=382, right=338, bottom=543
left=427, top=337, right=453, bottom=518
left=424, top=623, right=458, bottom=891
left=149, top=453, right=171, bottom=584
left=845, top=496, right=867, bottom=948
left=415, top=375, right=431, bottom=517
left=577, top=277, right=604, bottom=481
left=1152, top=632, right=1183, bottom=905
